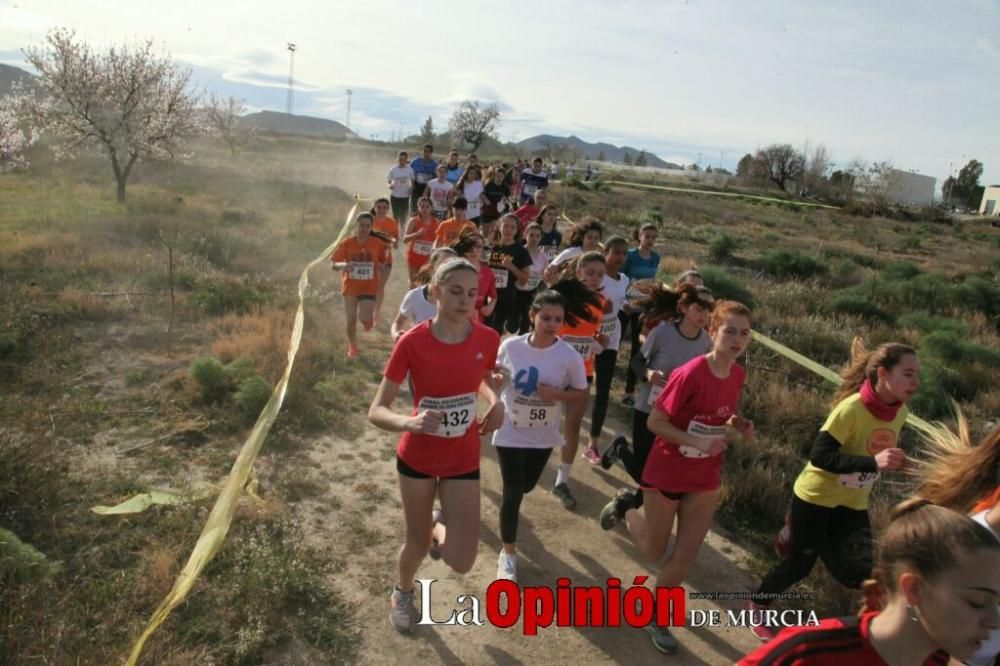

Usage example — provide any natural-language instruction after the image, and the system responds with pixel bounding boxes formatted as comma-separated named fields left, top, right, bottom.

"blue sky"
left=1, top=0, right=998, bottom=187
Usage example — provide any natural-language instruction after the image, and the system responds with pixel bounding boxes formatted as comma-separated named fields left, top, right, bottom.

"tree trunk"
left=110, top=151, right=126, bottom=203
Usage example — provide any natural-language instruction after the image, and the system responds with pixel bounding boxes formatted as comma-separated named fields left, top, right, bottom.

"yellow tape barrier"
left=92, top=490, right=206, bottom=515
left=123, top=197, right=370, bottom=665
left=752, top=330, right=932, bottom=431
left=604, top=180, right=840, bottom=210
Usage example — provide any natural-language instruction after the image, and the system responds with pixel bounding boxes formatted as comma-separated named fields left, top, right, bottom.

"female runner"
left=739, top=498, right=999, bottom=666
left=621, top=223, right=662, bottom=406
left=914, top=415, right=1000, bottom=665
left=434, top=197, right=476, bottom=248
left=487, top=213, right=532, bottom=335
left=368, top=258, right=503, bottom=633
left=582, top=236, right=630, bottom=464
left=545, top=218, right=604, bottom=282
left=514, top=222, right=551, bottom=334
left=604, top=300, right=755, bottom=654
left=533, top=204, right=563, bottom=261
left=548, top=252, right=609, bottom=509
left=451, top=230, right=497, bottom=322
left=391, top=247, right=457, bottom=341
left=402, top=197, right=439, bottom=287
left=492, top=285, right=598, bottom=581
left=454, top=165, right=485, bottom=226
left=330, top=211, right=391, bottom=358
left=746, top=343, right=919, bottom=641
left=599, top=283, right=715, bottom=519
left=371, top=197, right=399, bottom=323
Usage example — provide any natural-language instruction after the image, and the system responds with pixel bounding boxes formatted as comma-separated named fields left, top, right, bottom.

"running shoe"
left=621, top=394, right=635, bottom=408
left=644, top=623, right=679, bottom=654
left=346, top=344, right=359, bottom=359
left=390, top=585, right=419, bottom=633
left=552, top=482, right=577, bottom=510
left=600, top=434, right=629, bottom=470
left=599, top=487, right=636, bottom=530
left=744, top=600, right=777, bottom=642
left=428, top=509, right=443, bottom=560
left=496, top=551, right=517, bottom=582
left=582, top=445, right=601, bottom=465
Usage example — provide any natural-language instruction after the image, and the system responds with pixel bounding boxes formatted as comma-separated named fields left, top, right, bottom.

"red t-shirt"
left=642, top=355, right=745, bottom=493
left=738, top=612, right=949, bottom=666
left=477, top=263, right=497, bottom=321
left=514, top=204, right=539, bottom=232
left=406, top=215, right=439, bottom=268
left=384, top=320, right=500, bottom=477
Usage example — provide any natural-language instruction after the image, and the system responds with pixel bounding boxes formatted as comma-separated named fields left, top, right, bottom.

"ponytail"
left=831, top=341, right=917, bottom=407
left=545, top=280, right=602, bottom=328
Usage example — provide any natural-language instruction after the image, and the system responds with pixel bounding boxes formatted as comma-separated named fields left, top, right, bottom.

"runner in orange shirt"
left=372, top=197, right=399, bottom=323
left=433, top=197, right=476, bottom=248
left=403, top=197, right=439, bottom=287
left=548, top=251, right=610, bottom=509
left=330, top=211, right=391, bottom=358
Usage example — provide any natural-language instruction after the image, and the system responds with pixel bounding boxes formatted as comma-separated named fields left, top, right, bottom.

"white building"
left=978, top=185, right=1000, bottom=216
left=887, top=169, right=936, bottom=207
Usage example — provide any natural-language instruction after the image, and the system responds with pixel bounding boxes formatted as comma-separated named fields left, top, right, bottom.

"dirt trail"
left=293, top=202, right=769, bottom=665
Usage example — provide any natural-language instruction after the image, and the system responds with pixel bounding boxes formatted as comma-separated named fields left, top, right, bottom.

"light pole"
left=285, top=43, right=296, bottom=115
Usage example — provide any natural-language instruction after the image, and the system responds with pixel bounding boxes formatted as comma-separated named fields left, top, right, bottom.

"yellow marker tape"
left=604, top=180, right=840, bottom=210
left=91, top=490, right=201, bottom=515
left=124, top=196, right=369, bottom=665
left=752, top=330, right=932, bottom=431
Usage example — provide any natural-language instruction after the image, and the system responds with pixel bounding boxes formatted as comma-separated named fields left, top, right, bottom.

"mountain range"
left=514, top=134, right=680, bottom=168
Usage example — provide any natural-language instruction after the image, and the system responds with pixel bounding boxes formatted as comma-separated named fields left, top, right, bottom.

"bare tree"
left=419, top=115, right=434, bottom=145
left=754, top=143, right=805, bottom=192
left=802, top=142, right=833, bottom=195
left=0, top=94, right=34, bottom=171
left=22, top=29, right=202, bottom=202
left=205, top=94, right=256, bottom=156
left=447, top=100, right=501, bottom=153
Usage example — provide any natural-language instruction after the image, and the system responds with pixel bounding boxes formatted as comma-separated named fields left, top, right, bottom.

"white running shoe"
left=496, top=551, right=518, bottom=582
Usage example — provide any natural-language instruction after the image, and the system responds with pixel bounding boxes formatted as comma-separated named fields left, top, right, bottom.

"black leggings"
left=622, top=311, right=643, bottom=394
left=752, top=494, right=873, bottom=605
left=496, top=446, right=553, bottom=544
left=489, top=289, right=521, bottom=335
left=621, top=408, right=656, bottom=485
left=390, top=196, right=410, bottom=224
left=589, top=348, right=618, bottom=437
left=515, top=288, right=536, bottom=334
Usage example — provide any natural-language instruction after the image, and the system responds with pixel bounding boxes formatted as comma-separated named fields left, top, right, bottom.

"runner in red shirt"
left=738, top=498, right=998, bottom=666
left=330, top=211, right=391, bottom=358
left=402, top=197, right=439, bottom=287
left=450, top=229, right=497, bottom=322
left=368, top=257, right=503, bottom=635
left=603, top=300, right=755, bottom=654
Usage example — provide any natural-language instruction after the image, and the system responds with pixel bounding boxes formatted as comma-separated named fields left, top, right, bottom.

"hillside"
left=516, top=133, right=680, bottom=168
left=0, top=63, right=35, bottom=96
left=242, top=110, right=359, bottom=140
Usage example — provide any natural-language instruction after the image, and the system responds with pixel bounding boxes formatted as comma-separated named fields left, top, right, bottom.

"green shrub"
left=640, top=208, right=663, bottom=225
left=921, top=331, right=1000, bottom=367
left=882, top=261, right=921, bottom=281
left=909, top=362, right=977, bottom=419
left=897, top=311, right=968, bottom=336
left=759, top=249, right=828, bottom=280
left=191, top=276, right=269, bottom=316
left=827, top=294, right=895, bottom=324
left=236, top=376, right=272, bottom=422
left=708, top=233, right=738, bottom=262
left=697, top=265, right=755, bottom=308
left=953, top=276, right=1000, bottom=318
left=223, top=356, right=257, bottom=383
left=190, top=356, right=228, bottom=402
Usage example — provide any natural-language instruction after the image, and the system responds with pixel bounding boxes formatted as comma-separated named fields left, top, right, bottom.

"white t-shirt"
left=492, top=334, right=587, bottom=449
left=598, top=272, right=630, bottom=351
left=398, top=286, right=436, bottom=324
left=387, top=166, right=414, bottom=198
left=461, top=180, right=484, bottom=219
left=426, top=180, right=453, bottom=213
left=516, top=247, right=550, bottom=292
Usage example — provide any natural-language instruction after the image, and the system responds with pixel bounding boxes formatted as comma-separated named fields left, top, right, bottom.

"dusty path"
left=293, top=209, right=770, bottom=664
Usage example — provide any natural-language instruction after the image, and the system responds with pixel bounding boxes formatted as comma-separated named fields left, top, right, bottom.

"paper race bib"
left=647, top=382, right=664, bottom=407
left=523, top=183, right=538, bottom=197
left=394, top=177, right=410, bottom=189
left=467, top=200, right=481, bottom=217
left=417, top=393, right=477, bottom=438
left=562, top=335, right=593, bottom=359
left=838, top=471, right=880, bottom=489
left=412, top=240, right=433, bottom=256
left=416, top=172, right=431, bottom=184
left=509, top=393, right=558, bottom=429
left=494, top=268, right=509, bottom=289
left=349, top=262, right=374, bottom=280
left=543, top=245, right=559, bottom=261
left=679, top=420, right=726, bottom=458
left=523, top=275, right=542, bottom=290
left=600, top=315, right=619, bottom=338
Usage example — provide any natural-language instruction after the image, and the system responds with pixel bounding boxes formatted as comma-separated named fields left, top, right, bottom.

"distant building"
left=978, top=185, right=1000, bottom=216
left=886, top=169, right=935, bottom=207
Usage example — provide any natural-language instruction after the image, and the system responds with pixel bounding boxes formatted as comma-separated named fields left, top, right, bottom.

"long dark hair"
left=632, top=282, right=714, bottom=322
left=832, top=341, right=918, bottom=406
left=541, top=280, right=602, bottom=328
left=567, top=218, right=604, bottom=247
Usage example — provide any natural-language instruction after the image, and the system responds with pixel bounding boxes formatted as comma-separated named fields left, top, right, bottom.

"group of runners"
left=329, top=149, right=1000, bottom=664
